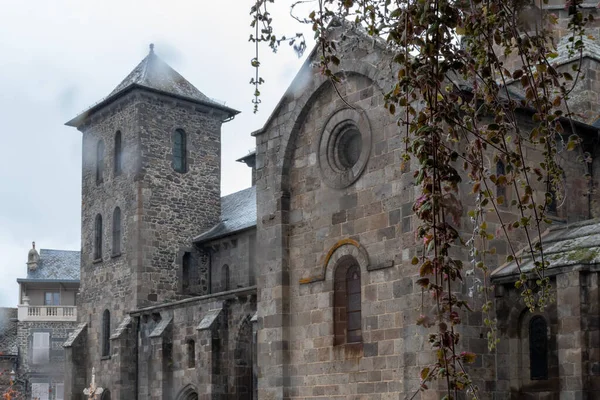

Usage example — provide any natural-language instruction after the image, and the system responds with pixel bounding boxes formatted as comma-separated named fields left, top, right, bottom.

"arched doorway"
left=176, top=384, right=199, bottom=400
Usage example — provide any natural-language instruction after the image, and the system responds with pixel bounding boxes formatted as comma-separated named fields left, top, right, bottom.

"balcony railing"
left=18, top=305, right=77, bottom=322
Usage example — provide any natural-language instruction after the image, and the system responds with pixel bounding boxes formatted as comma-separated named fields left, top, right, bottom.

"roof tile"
left=26, top=249, right=80, bottom=281
left=0, top=308, right=18, bottom=357
left=193, top=186, right=256, bottom=243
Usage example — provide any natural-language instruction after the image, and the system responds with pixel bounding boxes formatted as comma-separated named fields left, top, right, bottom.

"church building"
left=63, top=4, right=600, bottom=399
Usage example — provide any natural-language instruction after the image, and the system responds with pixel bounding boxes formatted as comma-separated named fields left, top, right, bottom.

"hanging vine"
left=252, top=0, right=591, bottom=398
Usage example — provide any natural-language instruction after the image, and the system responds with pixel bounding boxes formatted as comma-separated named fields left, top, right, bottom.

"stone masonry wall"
left=254, top=25, right=599, bottom=399
left=17, top=320, right=77, bottom=399
left=206, top=229, right=257, bottom=293
left=135, top=92, right=224, bottom=307
left=133, top=289, right=256, bottom=400
left=78, top=92, right=143, bottom=395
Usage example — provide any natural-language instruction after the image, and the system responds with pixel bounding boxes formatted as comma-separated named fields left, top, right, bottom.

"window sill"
left=92, top=258, right=103, bottom=264
left=111, top=252, right=122, bottom=259
left=101, top=355, right=111, bottom=361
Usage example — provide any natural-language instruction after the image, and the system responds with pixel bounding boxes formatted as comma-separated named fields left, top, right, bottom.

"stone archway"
left=175, top=384, right=199, bottom=400
left=234, top=317, right=253, bottom=400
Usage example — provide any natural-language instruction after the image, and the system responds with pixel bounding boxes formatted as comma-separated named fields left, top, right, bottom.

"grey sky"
left=0, top=0, right=313, bottom=306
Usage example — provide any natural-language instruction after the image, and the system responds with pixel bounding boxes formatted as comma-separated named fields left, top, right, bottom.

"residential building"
left=17, top=243, right=80, bottom=400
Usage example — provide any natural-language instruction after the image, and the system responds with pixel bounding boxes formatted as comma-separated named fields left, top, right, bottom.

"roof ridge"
left=40, top=248, right=80, bottom=252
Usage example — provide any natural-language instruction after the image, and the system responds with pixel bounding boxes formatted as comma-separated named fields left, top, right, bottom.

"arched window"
left=496, top=160, right=506, bottom=201
left=172, top=129, right=187, bottom=173
left=187, top=339, right=196, bottom=368
left=114, top=131, right=123, bottom=177
left=102, top=309, right=110, bottom=357
left=221, top=265, right=230, bottom=291
left=94, top=214, right=103, bottom=260
left=112, top=207, right=121, bottom=255
left=334, top=257, right=362, bottom=345
left=529, top=315, right=548, bottom=380
left=182, top=252, right=191, bottom=293
left=346, top=265, right=362, bottom=343
left=96, top=140, right=105, bottom=185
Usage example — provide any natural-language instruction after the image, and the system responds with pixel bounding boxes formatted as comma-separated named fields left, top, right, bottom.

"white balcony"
left=18, top=305, right=77, bottom=322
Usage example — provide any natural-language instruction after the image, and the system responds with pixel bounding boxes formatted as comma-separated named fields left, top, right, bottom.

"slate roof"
left=24, top=249, right=80, bottom=281
left=0, top=308, right=18, bottom=358
left=66, top=46, right=239, bottom=127
left=193, top=186, right=256, bottom=243
left=491, top=219, right=600, bottom=281
left=107, top=47, right=216, bottom=105
left=551, top=34, right=600, bottom=67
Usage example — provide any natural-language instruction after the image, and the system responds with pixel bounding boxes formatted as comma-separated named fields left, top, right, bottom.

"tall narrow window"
left=55, top=383, right=64, bottom=400
left=334, top=257, right=362, bottom=345
left=182, top=252, right=191, bottom=293
left=221, top=264, right=230, bottom=291
left=187, top=339, right=196, bottom=368
left=102, top=309, right=110, bottom=357
left=32, top=332, right=50, bottom=364
left=496, top=160, right=506, bottom=202
left=112, top=207, right=121, bottom=255
left=529, top=316, right=548, bottom=380
left=114, top=131, right=123, bottom=177
left=96, top=140, right=105, bottom=185
left=173, top=129, right=187, bottom=173
left=94, top=214, right=103, bottom=260
left=346, top=265, right=362, bottom=343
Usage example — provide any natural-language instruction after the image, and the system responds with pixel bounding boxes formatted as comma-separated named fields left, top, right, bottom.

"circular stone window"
left=318, top=108, right=372, bottom=188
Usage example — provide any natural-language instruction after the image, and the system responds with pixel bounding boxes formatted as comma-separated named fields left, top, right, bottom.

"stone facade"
left=252, top=20, right=600, bottom=400
left=17, top=321, right=75, bottom=399
left=63, top=14, right=600, bottom=399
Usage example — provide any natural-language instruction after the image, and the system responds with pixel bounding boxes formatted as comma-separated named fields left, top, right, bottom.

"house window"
left=334, top=257, right=362, bottom=345
left=496, top=160, right=506, bottom=201
left=94, top=214, right=103, bottom=260
left=221, top=265, right=230, bottom=291
left=31, top=382, right=49, bottom=400
left=55, top=383, right=64, bottom=400
left=96, top=140, right=105, bottom=185
left=32, top=332, right=50, bottom=364
left=182, top=252, right=191, bottom=293
left=187, top=339, right=196, bottom=368
left=529, top=315, right=548, bottom=380
left=172, top=129, right=187, bottom=173
left=114, top=131, right=123, bottom=176
left=102, top=309, right=110, bottom=357
left=44, top=292, right=60, bottom=306
left=112, top=207, right=121, bottom=255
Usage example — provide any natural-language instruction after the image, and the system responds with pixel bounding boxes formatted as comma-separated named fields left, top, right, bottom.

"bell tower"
left=65, top=44, right=238, bottom=383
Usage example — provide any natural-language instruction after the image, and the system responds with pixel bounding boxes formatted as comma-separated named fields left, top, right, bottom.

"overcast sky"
left=0, top=1, right=313, bottom=307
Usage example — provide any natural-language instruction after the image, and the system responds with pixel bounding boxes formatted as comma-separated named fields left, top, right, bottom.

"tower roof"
left=108, top=44, right=215, bottom=104
left=66, top=44, right=238, bottom=127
